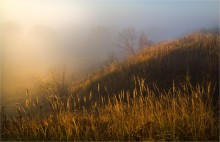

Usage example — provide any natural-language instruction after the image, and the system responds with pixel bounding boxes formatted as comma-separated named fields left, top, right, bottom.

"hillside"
left=1, top=32, right=219, bottom=141
left=71, top=32, right=219, bottom=105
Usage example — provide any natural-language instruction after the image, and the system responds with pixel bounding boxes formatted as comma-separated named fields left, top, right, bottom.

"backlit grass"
left=1, top=32, right=219, bottom=141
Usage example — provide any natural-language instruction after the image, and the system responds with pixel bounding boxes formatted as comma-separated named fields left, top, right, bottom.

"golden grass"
left=71, top=32, right=219, bottom=97
left=1, top=32, right=219, bottom=141
left=1, top=79, right=218, bottom=141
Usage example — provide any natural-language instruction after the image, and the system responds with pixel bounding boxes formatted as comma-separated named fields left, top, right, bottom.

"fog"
left=0, top=0, right=219, bottom=106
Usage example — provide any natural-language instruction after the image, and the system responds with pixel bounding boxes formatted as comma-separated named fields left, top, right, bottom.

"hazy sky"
left=1, top=0, right=219, bottom=100
left=2, top=0, right=219, bottom=40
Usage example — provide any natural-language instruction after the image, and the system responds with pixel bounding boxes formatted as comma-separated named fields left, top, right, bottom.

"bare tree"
left=139, top=31, right=152, bottom=49
left=139, top=32, right=148, bottom=49
left=118, top=26, right=137, bottom=56
left=118, top=27, right=153, bottom=57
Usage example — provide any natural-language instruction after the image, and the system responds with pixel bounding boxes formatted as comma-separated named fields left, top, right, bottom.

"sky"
left=1, top=0, right=219, bottom=40
left=0, top=0, right=219, bottom=103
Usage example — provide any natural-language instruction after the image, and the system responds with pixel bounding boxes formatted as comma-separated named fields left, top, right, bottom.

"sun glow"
left=2, top=0, right=88, bottom=30
left=1, top=0, right=90, bottom=99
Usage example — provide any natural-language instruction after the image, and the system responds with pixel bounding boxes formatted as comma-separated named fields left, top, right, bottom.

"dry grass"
left=1, top=79, right=219, bottom=141
left=1, top=32, right=219, bottom=141
left=72, top=32, right=219, bottom=100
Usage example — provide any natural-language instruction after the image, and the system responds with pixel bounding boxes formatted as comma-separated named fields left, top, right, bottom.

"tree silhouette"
left=118, top=27, right=152, bottom=57
left=139, top=31, right=152, bottom=49
left=118, top=26, right=137, bottom=56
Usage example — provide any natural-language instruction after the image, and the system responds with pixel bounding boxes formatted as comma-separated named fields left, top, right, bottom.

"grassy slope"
left=72, top=32, right=219, bottom=104
left=1, top=32, right=219, bottom=141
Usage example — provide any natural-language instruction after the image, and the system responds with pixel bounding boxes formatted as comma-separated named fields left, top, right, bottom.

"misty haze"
left=0, top=0, right=219, bottom=141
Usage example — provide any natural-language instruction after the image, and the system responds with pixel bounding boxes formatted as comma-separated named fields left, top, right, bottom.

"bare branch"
left=118, top=26, right=137, bottom=56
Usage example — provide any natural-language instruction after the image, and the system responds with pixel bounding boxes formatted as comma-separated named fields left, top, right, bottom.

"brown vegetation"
left=1, top=32, right=219, bottom=141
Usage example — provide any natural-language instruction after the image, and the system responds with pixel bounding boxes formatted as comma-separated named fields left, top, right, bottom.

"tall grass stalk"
left=1, top=79, right=218, bottom=141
